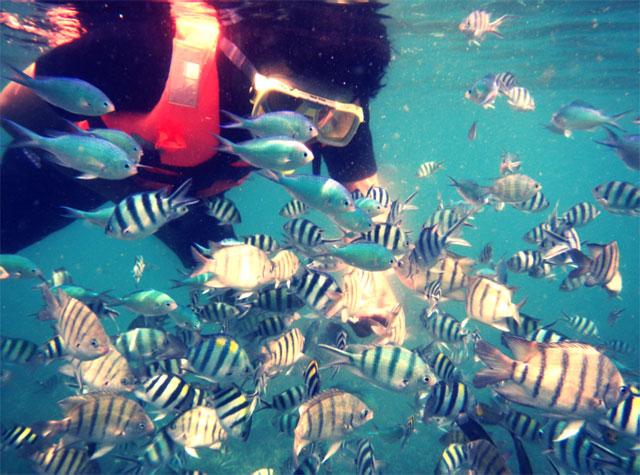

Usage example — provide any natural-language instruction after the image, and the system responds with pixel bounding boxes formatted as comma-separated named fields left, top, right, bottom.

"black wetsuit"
left=0, top=15, right=377, bottom=266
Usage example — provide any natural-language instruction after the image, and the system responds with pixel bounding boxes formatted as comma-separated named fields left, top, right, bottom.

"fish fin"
left=446, top=237, right=471, bottom=247
left=553, top=420, right=585, bottom=442
left=473, top=340, right=515, bottom=387
left=293, top=437, right=310, bottom=464
left=168, top=178, right=195, bottom=208
left=75, top=174, right=99, bottom=180
left=57, top=395, right=90, bottom=413
left=318, top=344, right=354, bottom=363
left=89, top=444, right=115, bottom=460
left=321, top=441, right=343, bottom=464
left=219, top=110, right=245, bottom=128
left=543, top=244, right=571, bottom=261
left=501, top=334, right=537, bottom=361
left=184, top=447, right=200, bottom=458
left=212, top=133, right=236, bottom=154
left=3, top=64, right=34, bottom=87
left=607, top=110, right=631, bottom=131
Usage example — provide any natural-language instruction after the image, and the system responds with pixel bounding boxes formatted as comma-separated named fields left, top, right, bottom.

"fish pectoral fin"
left=184, top=447, right=200, bottom=458
left=90, top=444, right=115, bottom=460
left=553, top=420, right=585, bottom=442
left=321, top=441, right=344, bottom=464
left=75, top=174, right=99, bottom=180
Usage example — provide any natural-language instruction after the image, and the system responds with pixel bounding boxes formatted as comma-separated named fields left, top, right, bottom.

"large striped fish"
left=592, top=181, right=640, bottom=216
left=166, top=405, right=227, bottom=454
left=67, top=345, right=136, bottom=393
left=39, top=286, right=111, bottom=361
left=210, top=384, right=258, bottom=440
left=474, top=335, right=628, bottom=440
left=465, top=276, right=523, bottom=331
left=422, top=381, right=475, bottom=422
left=293, top=389, right=373, bottom=463
left=483, top=174, right=541, bottom=204
left=105, top=179, right=196, bottom=239
left=135, top=373, right=207, bottom=413
left=567, top=240, right=621, bottom=296
left=319, top=344, right=435, bottom=391
left=187, top=335, right=253, bottom=381
left=30, top=445, right=92, bottom=475
left=260, top=328, right=305, bottom=373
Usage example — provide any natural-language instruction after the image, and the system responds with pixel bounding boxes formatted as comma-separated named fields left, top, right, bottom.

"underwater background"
left=1, top=1, right=638, bottom=473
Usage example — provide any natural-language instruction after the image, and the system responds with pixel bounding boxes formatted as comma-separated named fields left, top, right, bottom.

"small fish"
left=355, top=438, right=378, bottom=475
left=272, top=412, right=299, bottom=436
left=479, top=243, right=493, bottom=264
left=484, top=174, right=542, bottom=204
left=0, top=254, right=43, bottom=280
left=606, top=339, right=633, bottom=355
left=424, top=280, right=442, bottom=314
left=215, top=134, right=314, bottom=172
left=448, top=176, right=488, bottom=206
left=243, top=234, right=280, bottom=253
left=355, top=197, right=385, bottom=217
left=549, top=100, right=630, bottom=138
left=387, top=190, right=419, bottom=225
left=319, top=344, right=435, bottom=391
left=592, top=181, right=640, bottom=216
left=135, top=373, right=206, bottom=412
left=413, top=210, right=474, bottom=268
left=495, top=72, right=517, bottom=95
left=523, top=222, right=550, bottom=244
left=293, top=389, right=373, bottom=463
left=506, top=313, right=543, bottom=337
left=526, top=327, right=569, bottom=343
left=263, top=386, right=307, bottom=411
left=607, top=308, right=624, bottom=327
left=304, top=360, right=321, bottom=398
left=280, top=199, right=309, bottom=218
left=39, top=286, right=111, bottom=361
left=459, top=10, right=511, bottom=45
left=505, top=86, right=535, bottom=111
left=30, top=445, right=92, bottom=474
left=560, top=202, right=601, bottom=227
left=37, top=393, right=153, bottom=445
left=105, top=179, right=197, bottom=239
left=188, top=335, right=253, bottom=381
left=422, top=310, right=469, bottom=345
left=511, top=191, right=549, bottom=213
left=2, top=119, right=137, bottom=180
left=3, top=65, right=114, bottom=115
left=252, top=286, right=305, bottom=313
left=561, top=311, right=599, bottom=338
left=1, top=336, right=39, bottom=364
left=205, top=196, right=241, bottom=224
left=260, top=328, right=306, bottom=372
left=422, top=381, right=475, bottom=421
left=221, top=110, right=318, bottom=141
left=464, top=74, right=500, bottom=109
left=605, top=391, right=639, bottom=439
left=435, top=443, right=467, bottom=473
left=118, top=289, right=177, bottom=317
left=366, top=186, right=391, bottom=209
left=501, top=408, right=544, bottom=442
left=466, top=276, right=523, bottom=331
left=294, top=269, right=344, bottom=318
left=559, top=272, right=587, bottom=292
left=284, top=218, right=330, bottom=249
left=467, top=121, right=478, bottom=141
left=507, top=250, right=543, bottom=273
left=361, top=223, right=412, bottom=256
left=324, top=242, right=396, bottom=272
left=210, top=384, right=258, bottom=440
left=132, top=255, right=146, bottom=285
left=499, top=152, right=521, bottom=175
left=595, top=127, right=640, bottom=170
left=438, top=429, right=468, bottom=446
left=245, top=315, right=288, bottom=340
left=166, top=405, right=227, bottom=452
left=1, top=425, right=40, bottom=451
left=59, top=119, right=142, bottom=164
left=114, top=328, right=183, bottom=361
left=474, top=335, right=628, bottom=428
left=466, top=439, right=512, bottom=474
left=416, top=161, right=444, bottom=178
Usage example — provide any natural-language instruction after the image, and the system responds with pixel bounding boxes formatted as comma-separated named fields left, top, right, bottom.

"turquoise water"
left=1, top=1, right=639, bottom=474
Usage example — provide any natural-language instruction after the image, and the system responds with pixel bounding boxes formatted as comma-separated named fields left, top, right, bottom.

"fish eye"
left=138, top=422, right=146, bottom=430
left=423, top=376, right=431, bottom=383
left=360, top=409, right=369, bottom=418
left=620, top=386, right=628, bottom=395
left=103, top=101, right=109, bottom=107
left=165, top=301, right=173, bottom=307
left=124, top=163, right=130, bottom=169
left=343, top=200, right=350, bottom=207
left=90, top=338, right=99, bottom=348
left=121, top=378, right=130, bottom=385
left=303, top=152, right=308, bottom=157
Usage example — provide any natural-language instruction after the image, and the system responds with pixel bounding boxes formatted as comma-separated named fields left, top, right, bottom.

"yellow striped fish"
left=271, top=250, right=300, bottom=287
left=474, top=335, right=628, bottom=437
left=166, top=406, right=227, bottom=453
left=505, top=86, right=535, bottom=111
left=0, top=336, right=39, bottom=364
left=135, top=373, right=207, bottom=413
left=294, top=389, right=373, bottom=463
left=1, top=425, right=39, bottom=451
left=485, top=174, right=541, bottom=204
left=436, top=443, right=467, bottom=473
left=606, top=389, right=639, bottom=439
left=416, top=161, right=444, bottom=178
left=260, top=328, right=305, bottom=373
left=466, top=439, right=511, bottom=475
left=40, top=393, right=154, bottom=444
left=39, top=285, right=111, bottom=361
left=466, top=276, right=523, bottom=331
left=396, top=252, right=473, bottom=301
left=30, top=445, right=91, bottom=475
left=68, top=345, right=136, bottom=393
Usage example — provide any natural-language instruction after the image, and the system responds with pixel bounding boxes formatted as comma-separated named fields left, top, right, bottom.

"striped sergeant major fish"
left=421, top=310, right=469, bottom=345
left=37, top=393, right=154, bottom=445
left=67, top=345, right=136, bottom=393
left=253, top=286, right=305, bottom=312
left=511, top=191, right=549, bottom=213
left=211, top=384, right=258, bottom=440
left=188, top=335, right=253, bottom=381
left=606, top=339, right=634, bottom=355
left=386, top=190, right=418, bottom=225
left=319, top=344, right=435, bottom=391
left=204, top=196, right=241, bottom=224
left=466, top=439, right=512, bottom=475
left=304, top=360, right=320, bottom=398
left=422, top=381, right=475, bottom=422
left=526, top=327, right=568, bottom=344
left=1, top=425, right=39, bottom=451
left=241, top=234, right=280, bottom=253
left=355, top=438, right=377, bottom=475
left=283, top=218, right=329, bottom=249
left=495, top=72, right=517, bottom=95
left=543, top=420, right=627, bottom=473
left=505, top=87, right=535, bottom=111
left=262, top=385, right=307, bottom=411
left=523, top=222, right=549, bottom=244
left=435, top=443, right=467, bottom=474
left=245, top=315, right=287, bottom=340
left=528, top=261, right=555, bottom=280
left=294, top=269, right=344, bottom=318
left=605, top=388, right=639, bottom=439
left=474, top=335, right=629, bottom=439
left=105, top=179, right=197, bottom=239
left=166, top=405, right=227, bottom=454
left=260, top=328, right=305, bottom=372
left=566, top=241, right=621, bottom=296
left=416, top=161, right=444, bottom=178
left=458, top=10, right=511, bottom=45
left=280, top=199, right=308, bottom=218
left=293, top=389, right=373, bottom=464
left=500, top=408, right=544, bottom=442
left=39, top=285, right=111, bottom=361
left=560, top=202, right=600, bottom=227
left=194, top=300, right=246, bottom=322
left=30, top=445, right=92, bottom=475
left=424, top=280, right=441, bottom=314
left=272, top=412, right=299, bottom=436
left=361, top=223, right=412, bottom=256
left=484, top=174, right=541, bottom=204
left=271, top=249, right=300, bottom=286
left=144, top=358, right=189, bottom=379
left=561, top=311, right=599, bottom=338
left=465, top=276, right=524, bottom=331
left=135, top=373, right=207, bottom=413
left=592, top=180, right=640, bottom=216
left=138, top=428, right=177, bottom=470
left=115, top=328, right=183, bottom=361
left=0, top=336, right=39, bottom=364
left=505, top=313, right=543, bottom=337
left=559, top=273, right=587, bottom=292
left=423, top=204, right=473, bottom=234
left=506, top=250, right=542, bottom=273
left=425, top=350, right=460, bottom=383
left=366, top=185, right=390, bottom=209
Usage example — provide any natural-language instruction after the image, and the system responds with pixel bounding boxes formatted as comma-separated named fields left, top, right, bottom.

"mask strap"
left=218, top=36, right=258, bottom=82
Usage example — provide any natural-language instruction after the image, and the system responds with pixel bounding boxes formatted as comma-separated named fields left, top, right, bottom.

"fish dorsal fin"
left=569, top=100, right=596, bottom=110
left=501, top=334, right=538, bottom=362
left=298, top=388, right=345, bottom=415
left=58, top=395, right=90, bottom=413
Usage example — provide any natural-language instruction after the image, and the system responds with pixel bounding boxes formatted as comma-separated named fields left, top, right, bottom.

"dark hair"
left=222, top=1, right=392, bottom=101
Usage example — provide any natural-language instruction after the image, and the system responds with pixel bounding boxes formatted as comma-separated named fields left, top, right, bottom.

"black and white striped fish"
left=211, top=384, right=258, bottom=440
left=560, top=202, right=600, bottom=227
left=242, top=234, right=280, bottom=253
left=205, top=196, right=241, bottom=224
left=106, top=179, right=197, bottom=239
left=413, top=210, right=473, bottom=268
left=606, top=388, right=639, bottom=439
left=355, top=438, right=377, bottom=475
left=501, top=408, right=544, bottom=442
left=135, top=373, right=207, bottom=412
left=495, top=72, right=517, bottom=94
left=526, top=327, right=568, bottom=343
left=366, top=186, right=391, bottom=208
left=592, top=181, right=640, bottom=216
left=422, top=381, right=475, bottom=421
left=304, top=360, right=321, bottom=399
left=426, top=350, right=459, bottom=383
left=261, top=328, right=305, bottom=371
left=424, top=280, right=442, bottom=314
left=1, top=336, right=39, bottom=364
left=561, top=311, right=599, bottom=338
left=262, top=385, right=307, bottom=411
left=1, top=425, right=39, bottom=451
left=253, top=285, right=305, bottom=312
left=505, top=86, right=535, bottom=111
left=188, top=335, right=253, bottom=380
left=284, top=218, right=328, bottom=249
left=280, top=199, right=308, bottom=218
left=511, top=191, right=549, bottom=213
left=294, top=270, right=343, bottom=317
left=416, top=161, right=444, bottom=178
left=606, top=339, right=633, bottom=355
left=523, top=222, right=549, bottom=244
left=361, top=223, right=412, bottom=256
left=505, top=313, right=542, bottom=337
left=387, top=190, right=418, bottom=225
left=507, top=250, right=542, bottom=273
left=422, top=310, right=468, bottom=344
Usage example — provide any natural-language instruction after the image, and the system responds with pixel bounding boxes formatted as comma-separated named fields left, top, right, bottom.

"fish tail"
left=488, top=15, right=512, bottom=37
left=3, top=64, right=34, bottom=88
left=594, top=127, right=620, bottom=149
left=607, top=110, right=631, bottom=131
left=213, top=133, right=237, bottom=153
left=168, top=178, right=197, bottom=208
left=31, top=418, right=68, bottom=441
left=318, top=343, right=355, bottom=364
left=60, top=206, right=88, bottom=220
left=219, top=110, right=245, bottom=129
left=473, top=339, right=515, bottom=388
left=1, top=118, right=41, bottom=147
